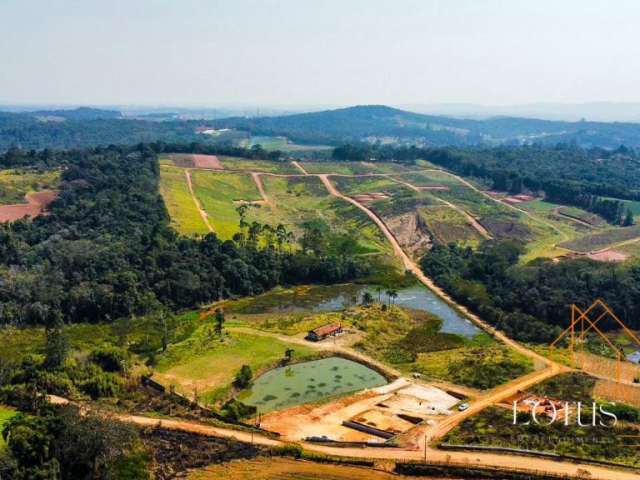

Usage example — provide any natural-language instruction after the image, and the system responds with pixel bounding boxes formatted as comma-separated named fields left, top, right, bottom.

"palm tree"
left=386, top=289, right=398, bottom=306
left=362, top=292, right=374, bottom=306
left=376, top=287, right=383, bottom=303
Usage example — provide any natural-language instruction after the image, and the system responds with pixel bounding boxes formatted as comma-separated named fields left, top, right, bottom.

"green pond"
left=241, top=357, right=387, bottom=413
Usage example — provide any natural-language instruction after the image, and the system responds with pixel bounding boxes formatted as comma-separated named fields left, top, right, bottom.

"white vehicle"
left=458, top=403, right=470, bottom=411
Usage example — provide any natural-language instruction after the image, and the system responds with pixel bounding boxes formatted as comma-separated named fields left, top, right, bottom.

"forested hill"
left=0, top=111, right=217, bottom=151
left=212, top=104, right=640, bottom=148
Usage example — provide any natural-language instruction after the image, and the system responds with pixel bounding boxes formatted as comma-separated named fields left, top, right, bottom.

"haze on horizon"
left=2, top=0, right=640, bottom=112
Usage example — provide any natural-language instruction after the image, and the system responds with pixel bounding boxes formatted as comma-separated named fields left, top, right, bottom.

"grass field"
left=218, top=156, right=299, bottom=173
left=243, top=136, right=332, bottom=153
left=188, top=457, right=419, bottom=480
left=300, top=161, right=418, bottom=175
left=332, top=175, right=410, bottom=196
left=0, top=311, right=202, bottom=365
left=0, top=406, right=16, bottom=450
left=159, top=165, right=209, bottom=236
left=191, top=171, right=263, bottom=240
left=0, top=169, right=60, bottom=204
left=299, top=161, right=375, bottom=175
left=153, top=325, right=317, bottom=405
left=559, top=224, right=640, bottom=253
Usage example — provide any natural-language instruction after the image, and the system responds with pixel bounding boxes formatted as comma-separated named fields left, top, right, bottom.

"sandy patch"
left=0, top=190, right=58, bottom=223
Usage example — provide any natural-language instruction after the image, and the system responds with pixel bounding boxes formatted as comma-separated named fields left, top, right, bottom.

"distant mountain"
left=212, top=104, right=640, bottom=148
left=31, top=107, right=123, bottom=121
left=406, top=102, right=640, bottom=123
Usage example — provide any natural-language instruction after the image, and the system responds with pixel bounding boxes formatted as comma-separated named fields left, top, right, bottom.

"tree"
left=386, top=289, right=398, bottom=306
left=624, top=209, right=635, bottom=226
left=284, top=348, right=294, bottom=364
left=275, top=224, right=287, bottom=254
left=376, top=286, right=383, bottom=303
left=214, top=308, right=225, bottom=337
left=361, top=292, right=374, bottom=306
left=44, top=318, right=68, bottom=370
left=234, top=365, right=253, bottom=389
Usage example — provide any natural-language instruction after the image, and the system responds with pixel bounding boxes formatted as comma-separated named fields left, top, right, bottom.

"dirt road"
left=115, top=413, right=640, bottom=480
left=291, top=160, right=309, bottom=175
left=251, top=172, right=274, bottom=207
left=318, top=175, right=551, bottom=367
left=185, top=169, right=214, bottom=233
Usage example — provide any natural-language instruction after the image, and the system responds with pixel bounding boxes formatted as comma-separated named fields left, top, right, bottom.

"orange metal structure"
left=550, top=299, right=640, bottom=383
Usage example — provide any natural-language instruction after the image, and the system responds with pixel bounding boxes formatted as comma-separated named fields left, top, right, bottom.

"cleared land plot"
left=299, top=161, right=375, bottom=175
left=191, top=171, right=262, bottom=240
left=417, top=205, right=483, bottom=245
left=559, top=224, right=640, bottom=253
left=188, top=457, right=426, bottom=480
left=248, top=135, right=332, bottom=152
left=392, top=171, right=461, bottom=189
left=0, top=190, right=58, bottom=223
left=616, top=240, right=640, bottom=259
left=557, top=206, right=605, bottom=226
left=332, top=175, right=411, bottom=196
left=161, top=154, right=223, bottom=169
left=153, top=327, right=317, bottom=405
left=218, top=156, right=298, bottom=174
left=0, top=169, right=60, bottom=204
left=0, top=406, right=15, bottom=450
left=0, top=169, right=60, bottom=222
left=159, top=166, right=209, bottom=236
left=259, top=176, right=391, bottom=254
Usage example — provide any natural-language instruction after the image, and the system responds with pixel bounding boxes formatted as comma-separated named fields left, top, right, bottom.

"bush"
left=233, top=365, right=253, bottom=389
left=220, top=399, right=256, bottom=421
left=89, top=346, right=130, bottom=373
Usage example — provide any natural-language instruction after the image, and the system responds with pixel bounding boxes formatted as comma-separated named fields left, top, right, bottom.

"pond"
left=241, top=357, right=387, bottom=413
left=367, top=285, right=480, bottom=338
left=231, top=283, right=480, bottom=338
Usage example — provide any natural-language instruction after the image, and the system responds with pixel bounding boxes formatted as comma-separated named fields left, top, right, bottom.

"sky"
left=2, top=0, right=640, bottom=107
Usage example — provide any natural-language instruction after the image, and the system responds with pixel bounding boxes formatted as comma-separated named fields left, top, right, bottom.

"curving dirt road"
left=114, top=414, right=640, bottom=480
left=185, top=169, right=214, bottom=233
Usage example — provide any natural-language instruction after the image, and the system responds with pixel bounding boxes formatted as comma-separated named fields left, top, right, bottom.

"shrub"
left=233, top=365, right=253, bottom=389
left=89, top=346, right=130, bottom=373
left=220, top=399, right=256, bottom=421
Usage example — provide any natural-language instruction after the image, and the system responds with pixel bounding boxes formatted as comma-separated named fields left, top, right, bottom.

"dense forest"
left=0, top=144, right=364, bottom=327
left=333, top=143, right=638, bottom=224
left=420, top=241, right=640, bottom=343
left=0, top=110, right=247, bottom=151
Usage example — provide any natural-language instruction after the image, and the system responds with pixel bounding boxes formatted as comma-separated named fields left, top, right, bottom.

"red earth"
left=0, top=190, right=58, bottom=222
left=191, top=154, right=223, bottom=169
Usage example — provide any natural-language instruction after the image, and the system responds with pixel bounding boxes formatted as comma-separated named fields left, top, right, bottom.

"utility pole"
left=424, top=433, right=427, bottom=462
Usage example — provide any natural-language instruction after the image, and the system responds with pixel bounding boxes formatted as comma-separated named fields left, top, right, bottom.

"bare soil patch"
left=351, top=192, right=390, bottom=204
left=385, top=212, right=432, bottom=257
left=587, top=250, right=628, bottom=262
left=0, top=190, right=58, bottom=222
left=192, top=154, right=224, bottom=169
